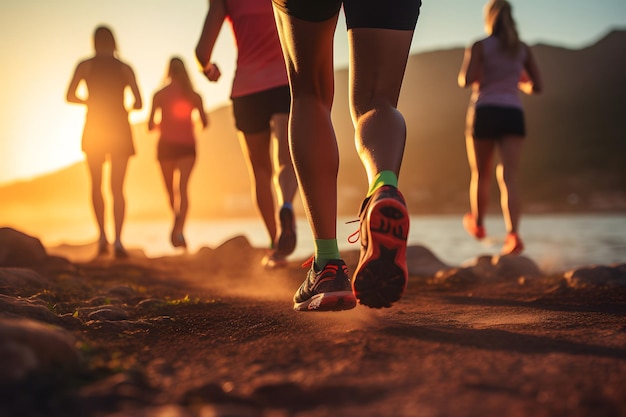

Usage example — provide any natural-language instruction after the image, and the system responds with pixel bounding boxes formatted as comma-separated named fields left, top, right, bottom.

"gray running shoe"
left=293, top=258, right=357, bottom=312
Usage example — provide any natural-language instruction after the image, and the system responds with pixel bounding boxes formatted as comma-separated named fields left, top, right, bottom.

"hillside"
left=1, top=30, right=625, bottom=229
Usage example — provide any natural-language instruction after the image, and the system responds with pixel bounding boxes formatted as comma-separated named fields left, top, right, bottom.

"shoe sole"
left=277, top=208, right=296, bottom=256
left=353, top=197, right=409, bottom=308
left=463, top=213, right=485, bottom=240
left=293, top=291, right=357, bottom=312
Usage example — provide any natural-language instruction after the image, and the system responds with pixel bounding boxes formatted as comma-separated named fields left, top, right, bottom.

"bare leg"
left=465, top=136, right=496, bottom=227
left=238, top=130, right=277, bottom=244
left=496, top=135, right=524, bottom=234
left=159, top=159, right=177, bottom=215
left=273, top=13, right=339, bottom=240
left=175, top=156, right=195, bottom=238
left=109, top=156, right=129, bottom=250
left=270, top=113, right=298, bottom=207
left=85, top=157, right=107, bottom=245
left=349, top=28, right=414, bottom=182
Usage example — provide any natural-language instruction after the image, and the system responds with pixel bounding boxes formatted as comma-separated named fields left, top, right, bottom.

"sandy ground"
left=1, top=237, right=626, bottom=417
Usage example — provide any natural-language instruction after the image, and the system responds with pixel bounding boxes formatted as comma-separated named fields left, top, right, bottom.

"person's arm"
left=66, top=61, right=87, bottom=105
left=195, top=0, right=227, bottom=82
left=194, top=92, right=209, bottom=129
left=519, top=43, right=543, bottom=95
left=147, top=92, right=160, bottom=131
left=122, top=63, right=143, bottom=110
left=458, top=41, right=482, bottom=88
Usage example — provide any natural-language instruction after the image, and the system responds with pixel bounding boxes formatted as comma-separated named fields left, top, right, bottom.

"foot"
left=171, top=231, right=187, bottom=249
left=463, top=213, right=486, bottom=240
left=352, top=185, right=409, bottom=308
left=502, top=232, right=524, bottom=255
left=97, top=238, right=109, bottom=256
left=293, top=258, right=357, bottom=312
left=276, top=206, right=296, bottom=256
left=261, top=249, right=288, bottom=269
left=113, top=241, right=128, bottom=259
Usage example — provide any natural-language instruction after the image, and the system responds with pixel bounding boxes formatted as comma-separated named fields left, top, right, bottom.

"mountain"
left=1, top=30, right=625, bottom=229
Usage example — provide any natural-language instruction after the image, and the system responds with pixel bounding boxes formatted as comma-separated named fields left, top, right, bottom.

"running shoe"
left=276, top=206, right=296, bottom=256
left=502, top=232, right=524, bottom=255
left=293, top=257, right=357, bottom=312
left=171, top=231, right=187, bottom=249
left=352, top=185, right=409, bottom=308
left=462, top=213, right=486, bottom=240
left=261, top=249, right=288, bottom=269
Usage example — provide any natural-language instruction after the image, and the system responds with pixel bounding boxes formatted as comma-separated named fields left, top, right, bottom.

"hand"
left=203, top=63, right=221, bottom=82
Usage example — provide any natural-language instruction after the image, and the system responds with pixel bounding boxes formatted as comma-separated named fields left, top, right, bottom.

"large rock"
left=0, top=267, right=48, bottom=297
left=0, top=318, right=80, bottom=382
left=564, top=263, right=626, bottom=288
left=463, top=254, right=544, bottom=282
left=406, top=245, right=449, bottom=277
left=0, top=227, right=47, bottom=267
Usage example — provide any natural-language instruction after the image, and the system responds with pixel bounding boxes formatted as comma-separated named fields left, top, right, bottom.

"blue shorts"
left=272, top=0, right=421, bottom=30
left=231, top=85, right=291, bottom=134
left=473, top=105, right=526, bottom=139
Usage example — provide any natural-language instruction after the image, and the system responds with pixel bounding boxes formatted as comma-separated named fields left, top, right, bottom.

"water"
left=44, top=213, right=626, bottom=273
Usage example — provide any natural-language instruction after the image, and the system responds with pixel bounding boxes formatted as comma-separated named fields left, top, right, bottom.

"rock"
left=87, top=307, right=129, bottom=321
left=0, top=267, right=48, bottom=297
left=103, top=405, right=193, bottom=417
left=0, top=227, right=48, bottom=267
left=406, top=245, right=449, bottom=277
left=433, top=267, right=480, bottom=287
left=564, top=264, right=626, bottom=288
left=491, top=254, right=544, bottom=280
left=0, top=294, right=59, bottom=323
left=0, top=318, right=80, bottom=383
left=463, top=254, right=543, bottom=282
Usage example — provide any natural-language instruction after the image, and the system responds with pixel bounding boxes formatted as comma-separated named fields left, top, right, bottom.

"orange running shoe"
left=352, top=185, right=409, bottom=308
left=463, top=213, right=486, bottom=240
left=502, top=232, right=524, bottom=255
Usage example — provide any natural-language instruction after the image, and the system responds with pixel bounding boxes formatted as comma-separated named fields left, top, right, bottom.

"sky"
left=1, top=0, right=625, bottom=185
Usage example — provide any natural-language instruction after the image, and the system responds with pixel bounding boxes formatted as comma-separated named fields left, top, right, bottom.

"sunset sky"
left=1, top=0, right=625, bottom=185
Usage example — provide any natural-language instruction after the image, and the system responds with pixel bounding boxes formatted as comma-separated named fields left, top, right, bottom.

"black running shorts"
left=232, top=85, right=291, bottom=134
left=473, top=105, right=526, bottom=139
left=272, top=0, right=421, bottom=30
left=157, top=140, right=196, bottom=161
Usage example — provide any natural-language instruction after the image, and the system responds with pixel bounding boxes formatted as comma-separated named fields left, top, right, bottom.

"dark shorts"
left=473, top=105, right=526, bottom=139
left=272, top=0, right=421, bottom=30
left=157, top=140, right=196, bottom=161
left=232, top=85, right=291, bottom=134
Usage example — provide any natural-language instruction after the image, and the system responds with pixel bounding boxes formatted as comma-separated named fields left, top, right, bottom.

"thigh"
left=176, top=156, right=196, bottom=185
left=109, top=156, right=129, bottom=191
left=349, top=28, right=415, bottom=116
left=466, top=136, right=496, bottom=174
left=273, top=4, right=338, bottom=102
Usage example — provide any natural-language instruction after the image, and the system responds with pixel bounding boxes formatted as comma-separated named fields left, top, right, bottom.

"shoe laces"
left=302, top=256, right=314, bottom=269
left=346, top=219, right=360, bottom=244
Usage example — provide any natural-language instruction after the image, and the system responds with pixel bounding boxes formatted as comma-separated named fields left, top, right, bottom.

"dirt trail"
left=2, top=241, right=626, bottom=417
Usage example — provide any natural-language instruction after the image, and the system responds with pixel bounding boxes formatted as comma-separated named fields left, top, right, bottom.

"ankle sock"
left=314, top=239, right=340, bottom=270
left=367, top=170, right=398, bottom=197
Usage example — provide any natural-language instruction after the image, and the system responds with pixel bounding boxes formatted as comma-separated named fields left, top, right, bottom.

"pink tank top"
left=158, top=85, right=196, bottom=145
left=474, top=35, right=527, bottom=109
left=225, top=0, right=288, bottom=98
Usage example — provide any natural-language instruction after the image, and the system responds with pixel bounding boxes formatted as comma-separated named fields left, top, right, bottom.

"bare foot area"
left=1, top=233, right=626, bottom=417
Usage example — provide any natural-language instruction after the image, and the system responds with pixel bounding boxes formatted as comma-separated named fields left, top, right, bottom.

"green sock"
left=367, top=170, right=398, bottom=197
left=314, top=239, right=340, bottom=270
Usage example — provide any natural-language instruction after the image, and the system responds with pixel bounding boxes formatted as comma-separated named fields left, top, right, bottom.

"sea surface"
left=43, top=213, right=626, bottom=273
